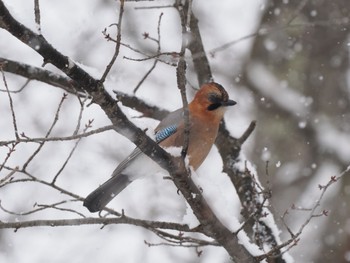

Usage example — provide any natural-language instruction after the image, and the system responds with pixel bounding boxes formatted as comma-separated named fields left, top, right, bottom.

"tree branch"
left=0, top=216, right=190, bottom=232
left=0, top=57, right=80, bottom=94
left=99, top=0, right=125, bottom=83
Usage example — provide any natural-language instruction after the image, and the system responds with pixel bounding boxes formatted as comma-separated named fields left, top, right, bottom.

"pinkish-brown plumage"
left=159, top=82, right=236, bottom=169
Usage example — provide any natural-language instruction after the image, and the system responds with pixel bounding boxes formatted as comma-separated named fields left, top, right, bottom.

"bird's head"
left=190, top=82, right=236, bottom=119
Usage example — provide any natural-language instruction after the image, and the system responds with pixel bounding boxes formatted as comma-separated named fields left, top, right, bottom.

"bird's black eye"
left=208, top=93, right=222, bottom=104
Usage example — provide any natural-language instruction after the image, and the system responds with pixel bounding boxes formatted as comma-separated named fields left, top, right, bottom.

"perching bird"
left=84, top=82, right=236, bottom=212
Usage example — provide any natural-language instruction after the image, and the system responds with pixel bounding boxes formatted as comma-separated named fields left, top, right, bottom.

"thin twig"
left=133, top=12, right=164, bottom=93
left=102, top=32, right=177, bottom=66
left=0, top=199, right=85, bottom=218
left=145, top=230, right=218, bottom=248
left=0, top=144, right=17, bottom=174
left=100, top=0, right=125, bottom=83
left=147, top=227, right=217, bottom=247
left=34, top=0, right=41, bottom=34
left=51, top=119, right=93, bottom=184
left=0, top=166, right=18, bottom=185
left=73, top=94, right=89, bottom=135
left=0, top=125, right=115, bottom=147
left=134, top=5, right=173, bottom=10
left=1, top=69, right=20, bottom=140
left=0, top=79, right=31, bottom=93
left=123, top=51, right=178, bottom=64
left=2, top=166, right=122, bottom=217
left=22, top=93, right=67, bottom=171
left=238, top=120, right=257, bottom=145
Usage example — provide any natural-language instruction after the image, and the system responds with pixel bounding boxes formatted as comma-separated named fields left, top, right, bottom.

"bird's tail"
left=83, top=174, right=131, bottom=213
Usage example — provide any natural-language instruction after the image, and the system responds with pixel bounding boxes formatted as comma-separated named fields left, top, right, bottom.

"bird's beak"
left=222, top=99, right=237, bottom=107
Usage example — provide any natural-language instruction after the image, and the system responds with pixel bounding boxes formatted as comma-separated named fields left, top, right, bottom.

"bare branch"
left=51, top=95, right=91, bottom=183
left=123, top=51, right=178, bottom=65
left=186, top=7, right=212, bottom=85
left=99, top=0, right=125, bottom=83
left=73, top=94, right=89, bottom=135
left=52, top=121, right=92, bottom=184
left=134, top=4, right=173, bottom=10
left=0, top=125, right=115, bottom=147
left=0, top=199, right=85, bottom=218
left=1, top=69, right=19, bottom=140
left=0, top=144, right=17, bottom=174
left=102, top=29, right=178, bottom=66
left=238, top=120, right=257, bottom=144
left=113, top=90, right=168, bottom=120
left=145, top=230, right=218, bottom=248
left=22, top=93, right=67, bottom=171
left=133, top=12, right=163, bottom=93
left=0, top=166, right=18, bottom=185
left=0, top=216, right=191, bottom=232
left=34, top=0, right=41, bottom=34
left=0, top=57, right=80, bottom=94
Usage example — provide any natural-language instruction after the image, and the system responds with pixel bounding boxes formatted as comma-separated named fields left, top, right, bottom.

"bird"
left=84, top=82, right=236, bottom=212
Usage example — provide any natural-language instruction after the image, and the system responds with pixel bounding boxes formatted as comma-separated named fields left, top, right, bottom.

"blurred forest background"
left=0, top=0, right=350, bottom=262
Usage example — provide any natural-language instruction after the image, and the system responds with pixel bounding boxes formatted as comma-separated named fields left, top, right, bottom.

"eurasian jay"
left=84, top=82, right=236, bottom=212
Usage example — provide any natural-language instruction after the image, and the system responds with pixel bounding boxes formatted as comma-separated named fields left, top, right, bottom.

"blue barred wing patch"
left=155, top=125, right=177, bottom=143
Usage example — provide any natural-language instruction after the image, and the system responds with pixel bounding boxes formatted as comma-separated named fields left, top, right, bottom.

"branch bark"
left=0, top=57, right=78, bottom=94
left=0, top=216, right=190, bottom=232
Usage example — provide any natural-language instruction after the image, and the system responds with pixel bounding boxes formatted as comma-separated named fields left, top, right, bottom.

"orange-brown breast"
left=159, top=111, right=221, bottom=170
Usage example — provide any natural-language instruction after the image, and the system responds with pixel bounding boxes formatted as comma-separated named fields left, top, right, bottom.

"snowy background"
left=1, top=0, right=350, bottom=262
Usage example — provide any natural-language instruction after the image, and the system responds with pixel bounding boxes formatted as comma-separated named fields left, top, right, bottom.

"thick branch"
left=114, top=90, right=168, bottom=119
left=187, top=9, right=212, bottom=85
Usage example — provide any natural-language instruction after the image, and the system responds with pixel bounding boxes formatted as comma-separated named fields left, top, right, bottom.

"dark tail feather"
left=84, top=174, right=131, bottom=212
